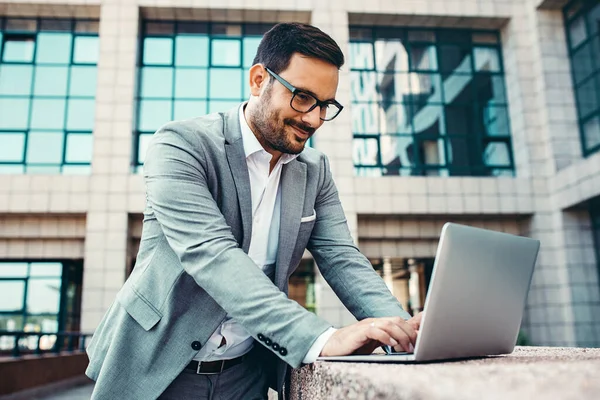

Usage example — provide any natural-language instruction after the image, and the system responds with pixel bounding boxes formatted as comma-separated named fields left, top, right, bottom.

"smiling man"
left=85, top=23, right=421, bottom=400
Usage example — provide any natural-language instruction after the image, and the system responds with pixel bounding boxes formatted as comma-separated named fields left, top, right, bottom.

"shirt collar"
left=239, top=104, right=300, bottom=165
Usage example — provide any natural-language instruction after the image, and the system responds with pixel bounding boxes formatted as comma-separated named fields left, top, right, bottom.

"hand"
left=406, top=312, right=423, bottom=334
left=319, top=317, right=417, bottom=357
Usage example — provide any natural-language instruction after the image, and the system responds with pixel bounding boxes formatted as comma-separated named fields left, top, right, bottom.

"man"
left=85, top=23, right=421, bottom=399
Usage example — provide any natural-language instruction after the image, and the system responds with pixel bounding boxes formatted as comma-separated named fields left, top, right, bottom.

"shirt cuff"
left=302, top=327, right=337, bottom=364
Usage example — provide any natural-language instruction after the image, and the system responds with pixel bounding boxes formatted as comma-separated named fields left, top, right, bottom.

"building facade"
left=0, top=0, right=599, bottom=348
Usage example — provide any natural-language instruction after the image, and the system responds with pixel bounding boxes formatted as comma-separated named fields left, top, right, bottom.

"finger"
left=365, top=322, right=401, bottom=348
left=382, top=316, right=418, bottom=346
left=370, top=319, right=413, bottom=352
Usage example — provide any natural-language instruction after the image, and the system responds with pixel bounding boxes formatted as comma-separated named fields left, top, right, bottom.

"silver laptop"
left=318, top=222, right=540, bottom=363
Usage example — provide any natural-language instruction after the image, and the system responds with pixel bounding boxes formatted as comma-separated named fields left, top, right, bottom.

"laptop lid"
left=413, top=223, right=540, bottom=361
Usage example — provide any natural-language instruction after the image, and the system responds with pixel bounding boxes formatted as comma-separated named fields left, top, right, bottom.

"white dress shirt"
left=193, top=105, right=335, bottom=364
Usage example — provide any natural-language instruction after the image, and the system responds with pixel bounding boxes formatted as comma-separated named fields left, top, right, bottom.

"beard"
left=248, top=86, right=315, bottom=155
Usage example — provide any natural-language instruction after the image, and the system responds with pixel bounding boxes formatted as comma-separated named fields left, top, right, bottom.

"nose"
left=301, top=106, right=323, bottom=129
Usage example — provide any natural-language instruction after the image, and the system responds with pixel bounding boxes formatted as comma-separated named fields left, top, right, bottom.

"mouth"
left=289, top=124, right=311, bottom=141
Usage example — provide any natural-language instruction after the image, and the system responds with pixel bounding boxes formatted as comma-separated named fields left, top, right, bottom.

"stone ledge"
left=290, top=347, right=600, bottom=399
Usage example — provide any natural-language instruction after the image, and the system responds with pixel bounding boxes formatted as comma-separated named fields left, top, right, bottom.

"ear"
left=248, top=64, right=269, bottom=96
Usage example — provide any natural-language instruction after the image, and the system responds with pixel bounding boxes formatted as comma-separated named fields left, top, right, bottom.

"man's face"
left=250, top=53, right=339, bottom=155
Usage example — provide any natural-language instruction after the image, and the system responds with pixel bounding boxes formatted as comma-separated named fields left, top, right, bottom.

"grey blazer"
left=85, top=105, right=410, bottom=399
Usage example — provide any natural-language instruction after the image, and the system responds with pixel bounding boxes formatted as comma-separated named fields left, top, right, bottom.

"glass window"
left=175, top=36, right=209, bottom=67
left=175, top=69, right=207, bottom=98
left=27, top=279, right=61, bottom=314
left=0, top=19, right=98, bottom=173
left=0, top=132, right=25, bottom=162
left=565, top=1, right=600, bottom=156
left=26, top=131, right=64, bottom=163
left=29, top=262, right=63, bottom=277
left=69, top=66, right=97, bottom=96
left=2, top=36, right=35, bottom=62
left=65, top=133, right=93, bottom=163
left=0, top=262, right=28, bottom=278
left=0, top=98, right=30, bottom=129
left=174, top=100, right=207, bottom=121
left=34, top=66, right=69, bottom=96
left=67, top=99, right=95, bottom=130
left=350, top=26, right=514, bottom=176
left=583, top=116, right=600, bottom=151
left=211, top=39, right=241, bottom=66
left=141, top=67, right=173, bottom=98
left=35, top=33, right=72, bottom=63
left=0, top=64, right=33, bottom=95
left=143, top=37, right=173, bottom=65
left=137, top=133, right=153, bottom=165
left=0, top=281, right=25, bottom=311
left=134, top=22, right=273, bottom=170
left=73, top=36, right=98, bottom=64
left=139, top=99, right=172, bottom=131
left=30, top=99, right=66, bottom=129
left=473, top=47, right=501, bottom=72
left=209, top=69, right=242, bottom=99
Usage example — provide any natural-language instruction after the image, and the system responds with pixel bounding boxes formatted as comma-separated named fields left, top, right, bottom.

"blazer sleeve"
left=307, top=155, right=412, bottom=321
left=143, top=125, right=331, bottom=368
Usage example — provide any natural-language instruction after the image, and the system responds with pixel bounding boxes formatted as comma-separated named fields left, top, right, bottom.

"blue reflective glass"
left=175, top=36, right=209, bottom=67
left=29, top=262, right=63, bottom=277
left=73, top=36, right=99, bottom=64
left=30, top=98, right=66, bottom=129
left=208, top=100, right=239, bottom=113
left=209, top=68, right=242, bottom=99
left=34, top=66, right=69, bottom=96
left=0, top=262, right=29, bottom=278
left=143, top=37, right=173, bottom=65
left=26, top=131, right=64, bottom=163
left=141, top=67, right=173, bottom=98
left=2, top=38, right=35, bottom=62
left=0, top=165, right=24, bottom=173
left=473, top=47, right=501, bottom=72
left=0, top=65, right=33, bottom=95
left=576, top=77, right=599, bottom=119
left=174, top=100, right=207, bottom=121
left=35, top=33, right=72, bottom=64
left=211, top=39, right=241, bottom=67
left=410, top=44, right=438, bottom=71
left=0, top=98, right=30, bottom=129
left=572, top=42, right=594, bottom=84
left=26, top=165, right=61, bottom=173
left=67, top=99, right=95, bottom=130
left=175, top=69, right=207, bottom=98
left=243, top=69, right=251, bottom=99
left=69, top=66, right=97, bottom=96
left=349, top=42, right=374, bottom=70
left=0, top=132, right=25, bottom=162
left=483, top=106, right=510, bottom=136
left=65, top=133, right=93, bottom=163
left=27, top=278, right=61, bottom=313
left=0, top=33, right=3, bottom=56
left=482, top=142, right=511, bottom=166
left=583, top=116, right=600, bottom=151
left=61, top=165, right=91, bottom=174
left=137, top=133, right=153, bottom=164
left=139, top=99, right=172, bottom=131
left=243, top=37, right=261, bottom=67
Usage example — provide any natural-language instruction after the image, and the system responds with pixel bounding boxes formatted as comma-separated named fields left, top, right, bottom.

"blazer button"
left=191, top=341, right=202, bottom=351
left=279, top=347, right=288, bottom=356
left=257, top=333, right=265, bottom=341
left=265, top=338, right=272, bottom=346
left=272, top=343, right=280, bottom=351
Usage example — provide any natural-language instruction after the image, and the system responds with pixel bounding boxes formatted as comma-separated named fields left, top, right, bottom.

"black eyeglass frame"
left=265, top=67, right=343, bottom=121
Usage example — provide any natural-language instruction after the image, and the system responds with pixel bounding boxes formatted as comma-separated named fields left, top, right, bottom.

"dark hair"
left=252, top=23, right=345, bottom=73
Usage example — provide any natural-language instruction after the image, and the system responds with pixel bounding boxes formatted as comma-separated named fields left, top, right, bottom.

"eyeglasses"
left=265, top=67, right=343, bottom=121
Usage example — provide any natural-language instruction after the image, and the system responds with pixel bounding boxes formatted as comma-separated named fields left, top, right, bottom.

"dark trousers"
left=158, top=348, right=270, bottom=400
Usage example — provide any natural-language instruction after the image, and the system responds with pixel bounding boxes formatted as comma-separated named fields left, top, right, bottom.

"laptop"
left=318, top=222, right=540, bottom=363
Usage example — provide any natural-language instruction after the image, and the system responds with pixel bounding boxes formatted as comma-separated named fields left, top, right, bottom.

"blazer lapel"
left=223, top=106, right=252, bottom=253
left=275, top=160, right=307, bottom=288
